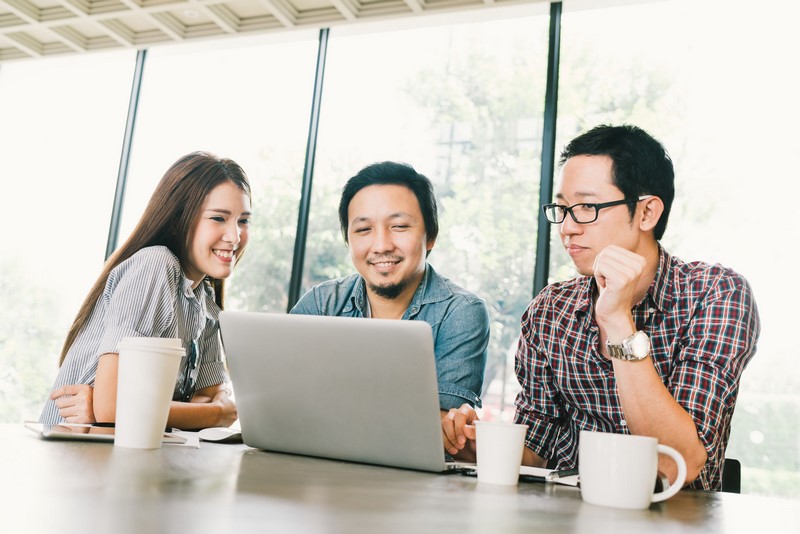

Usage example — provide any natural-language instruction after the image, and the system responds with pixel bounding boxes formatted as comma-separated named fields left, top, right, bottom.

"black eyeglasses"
left=175, top=339, right=200, bottom=402
left=542, top=195, right=652, bottom=224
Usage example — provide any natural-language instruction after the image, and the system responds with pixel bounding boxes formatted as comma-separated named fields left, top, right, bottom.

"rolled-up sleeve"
left=434, top=297, right=490, bottom=410
left=96, top=248, right=180, bottom=359
left=195, top=321, right=227, bottom=390
left=514, top=298, right=563, bottom=460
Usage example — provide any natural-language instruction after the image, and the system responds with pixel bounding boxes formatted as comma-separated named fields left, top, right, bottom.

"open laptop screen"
left=220, top=311, right=453, bottom=472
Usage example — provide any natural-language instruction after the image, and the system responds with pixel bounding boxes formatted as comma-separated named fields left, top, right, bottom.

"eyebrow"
left=350, top=212, right=414, bottom=224
left=555, top=191, right=600, bottom=202
left=205, top=208, right=252, bottom=216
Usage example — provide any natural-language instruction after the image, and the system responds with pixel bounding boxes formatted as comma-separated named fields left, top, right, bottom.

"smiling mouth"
left=371, top=261, right=398, bottom=268
left=368, top=257, right=402, bottom=273
left=214, top=249, right=234, bottom=260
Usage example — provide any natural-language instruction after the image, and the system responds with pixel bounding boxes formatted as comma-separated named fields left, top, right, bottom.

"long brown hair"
left=58, top=151, right=251, bottom=365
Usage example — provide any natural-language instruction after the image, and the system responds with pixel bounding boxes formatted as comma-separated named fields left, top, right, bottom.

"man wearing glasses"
left=444, top=125, right=760, bottom=490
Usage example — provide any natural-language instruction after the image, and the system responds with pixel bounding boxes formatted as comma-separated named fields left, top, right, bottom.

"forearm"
left=93, top=353, right=119, bottom=423
left=166, top=399, right=223, bottom=430
left=95, top=356, right=232, bottom=430
left=522, top=447, right=547, bottom=468
left=167, top=383, right=235, bottom=430
left=613, top=358, right=707, bottom=484
left=599, top=305, right=706, bottom=485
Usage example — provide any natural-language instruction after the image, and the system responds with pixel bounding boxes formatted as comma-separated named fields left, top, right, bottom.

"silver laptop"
left=220, top=311, right=471, bottom=472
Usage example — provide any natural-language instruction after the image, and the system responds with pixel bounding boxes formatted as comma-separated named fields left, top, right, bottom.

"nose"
left=559, top=212, right=582, bottom=237
left=223, top=220, right=242, bottom=246
left=370, top=227, right=395, bottom=254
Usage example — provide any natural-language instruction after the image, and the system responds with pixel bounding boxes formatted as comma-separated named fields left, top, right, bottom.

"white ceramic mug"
left=579, top=430, right=687, bottom=509
left=475, top=421, right=527, bottom=485
left=114, top=337, right=184, bottom=449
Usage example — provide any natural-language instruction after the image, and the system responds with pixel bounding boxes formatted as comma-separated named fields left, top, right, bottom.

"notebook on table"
left=219, top=311, right=471, bottom=472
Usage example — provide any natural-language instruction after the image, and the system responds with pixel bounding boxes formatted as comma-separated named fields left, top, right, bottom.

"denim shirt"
left=290, top=264, right=489, bottom=410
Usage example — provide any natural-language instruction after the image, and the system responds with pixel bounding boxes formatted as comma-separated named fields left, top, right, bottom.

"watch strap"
left=606, top=331, right=649, bottom=361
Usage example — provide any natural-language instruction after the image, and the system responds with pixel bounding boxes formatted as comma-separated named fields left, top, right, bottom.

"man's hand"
left=441, top=404, right=478, bottom=461
left=592, top=245, right=647, bottom=320
left=592, top=245, right=647, bottom=356
left=210, top=389, right=238, bottom=428
left=51, top=384, right=96, bottom=424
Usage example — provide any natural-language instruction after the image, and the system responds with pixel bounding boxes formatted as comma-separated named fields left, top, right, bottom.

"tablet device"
left=24, top=422, right=187, bottom=444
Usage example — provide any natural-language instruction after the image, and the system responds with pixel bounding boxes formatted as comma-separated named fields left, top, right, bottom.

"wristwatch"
left=606, top=331, right=650, bottom=361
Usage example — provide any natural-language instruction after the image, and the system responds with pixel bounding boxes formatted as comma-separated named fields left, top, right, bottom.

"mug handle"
left=651, top=444, right=687, bottom=502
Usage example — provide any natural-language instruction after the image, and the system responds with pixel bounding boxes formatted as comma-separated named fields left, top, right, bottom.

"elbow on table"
left=683, top=445, right=709, bottom=486
left=92, top=400, right=116, bottom=424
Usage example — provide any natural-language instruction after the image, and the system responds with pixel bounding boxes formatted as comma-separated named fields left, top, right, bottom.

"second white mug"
left=579, top=430, right=687, bottom=509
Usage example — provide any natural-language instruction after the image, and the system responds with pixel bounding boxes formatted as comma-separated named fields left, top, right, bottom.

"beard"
left=368, top=278, right=409, bottom=300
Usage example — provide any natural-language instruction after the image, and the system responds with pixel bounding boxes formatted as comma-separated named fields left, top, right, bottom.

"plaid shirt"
left=514, top=247, right=760, bottom=490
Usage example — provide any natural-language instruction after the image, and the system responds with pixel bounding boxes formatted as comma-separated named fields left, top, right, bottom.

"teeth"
left=214, top=250, right=233, bottom=259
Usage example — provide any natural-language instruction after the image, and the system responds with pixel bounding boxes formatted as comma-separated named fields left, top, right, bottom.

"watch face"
left=629, top=332, right=650, bottom=357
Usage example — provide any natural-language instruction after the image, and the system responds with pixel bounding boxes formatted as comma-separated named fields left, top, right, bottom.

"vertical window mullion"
left=287, top=28, right=330, bottom=311
left=105, top=49, right=147, bottom=259
left=533, top=2, right=562, bottom=297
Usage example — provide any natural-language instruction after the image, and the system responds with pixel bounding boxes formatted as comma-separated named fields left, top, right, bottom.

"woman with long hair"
left=39, top=151, right=251, bottom=429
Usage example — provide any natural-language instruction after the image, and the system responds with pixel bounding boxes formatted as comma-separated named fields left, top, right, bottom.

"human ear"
left=638, top=196, right=664, bottom=232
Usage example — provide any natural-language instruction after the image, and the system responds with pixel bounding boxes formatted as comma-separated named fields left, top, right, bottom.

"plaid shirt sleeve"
left=666, top=267, right=760, bottom=489
left=514, top=292, right=564, bottom=460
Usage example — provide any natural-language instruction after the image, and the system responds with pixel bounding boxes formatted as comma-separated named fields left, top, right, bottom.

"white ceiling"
left=0, top=0, right=547, bottom=61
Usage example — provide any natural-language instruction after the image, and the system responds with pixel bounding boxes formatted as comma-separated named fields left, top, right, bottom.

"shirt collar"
left=182, top=276, right=220, bottom=322
left=181, top=275, right=197, bottom=299
left=348, top=264, right=451, bottom=317
left=646, top=245, right=674, bottom=314
left=349, top=278, right=367, bottom=315
left=412, top=264, right=453, bottom=306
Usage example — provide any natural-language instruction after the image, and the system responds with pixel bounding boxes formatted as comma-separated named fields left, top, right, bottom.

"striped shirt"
left=39, top=246, right=228, bottom=425
left=514, top=247, right=760, bottom=491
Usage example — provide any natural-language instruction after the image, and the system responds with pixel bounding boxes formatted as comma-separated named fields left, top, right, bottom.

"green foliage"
left=225, top=165, right=299, bottom=313
left=0, top=261, right=64, bottom=422
left=402, top=36, right=548, bottom=400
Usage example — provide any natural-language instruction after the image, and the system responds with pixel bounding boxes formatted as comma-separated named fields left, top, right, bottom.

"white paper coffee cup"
left=114, top=337, right=185, bottom=449
left=475, top=421, right=527, bottom=485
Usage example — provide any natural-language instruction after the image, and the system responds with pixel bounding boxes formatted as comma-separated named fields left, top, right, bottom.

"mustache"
left=367, top=255, right=403, bottom=263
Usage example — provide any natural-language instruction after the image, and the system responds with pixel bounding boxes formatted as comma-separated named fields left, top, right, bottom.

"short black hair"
left=559, top=124, right=675, bottom=240
left=338, top=161, right=439, bottom=245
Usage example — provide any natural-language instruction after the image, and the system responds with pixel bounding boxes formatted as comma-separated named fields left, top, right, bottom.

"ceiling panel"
left=0, top=0, right=547, bottom=61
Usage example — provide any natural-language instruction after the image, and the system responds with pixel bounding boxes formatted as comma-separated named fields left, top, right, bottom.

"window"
left=0, top=50, right=134, bottom=422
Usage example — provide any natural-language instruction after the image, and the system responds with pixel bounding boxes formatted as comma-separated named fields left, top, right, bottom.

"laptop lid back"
left=220, top=311, right=448, bottom=472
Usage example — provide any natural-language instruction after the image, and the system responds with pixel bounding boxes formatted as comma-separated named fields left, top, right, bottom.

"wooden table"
left=3, top=424, right=797, bottom=533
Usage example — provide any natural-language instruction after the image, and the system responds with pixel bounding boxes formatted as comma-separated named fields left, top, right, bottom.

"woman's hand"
left=51, top=384, right=96, bottom=424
